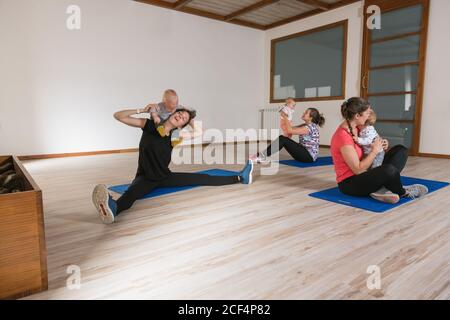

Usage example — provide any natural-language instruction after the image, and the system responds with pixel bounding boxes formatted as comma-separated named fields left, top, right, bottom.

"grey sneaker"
left=370, top=188, right=400, bottom=204
left=249, top=153, right=271, bottom=165
left=404, top=184, right=429, bottom=199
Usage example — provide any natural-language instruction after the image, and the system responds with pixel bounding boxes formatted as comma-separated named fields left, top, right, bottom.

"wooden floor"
left=21, top=146, right=450, bottom=300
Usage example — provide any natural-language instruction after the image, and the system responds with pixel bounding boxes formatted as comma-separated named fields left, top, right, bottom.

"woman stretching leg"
left=115, top=172, right=240, bottom=215
left=251, top=108, right=325, bottom=164
left=263, top=135, right=314, bottom=163
left=92, top=106, right=253, bottom=224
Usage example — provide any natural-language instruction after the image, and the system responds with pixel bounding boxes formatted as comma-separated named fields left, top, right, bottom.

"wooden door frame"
left=360, top=0, right=430, bottom=156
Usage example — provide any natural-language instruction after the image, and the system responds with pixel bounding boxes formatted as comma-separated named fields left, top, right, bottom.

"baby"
left=354, top=110, right=385, bottom=169
left=147, top=89, right=193, bottom=146
left=279, top=97, right=296, bottom=138
left=149, top=89, right=180, bottom=125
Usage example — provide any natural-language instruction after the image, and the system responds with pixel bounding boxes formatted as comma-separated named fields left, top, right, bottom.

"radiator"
left=259, top=107, right=280, bottom=131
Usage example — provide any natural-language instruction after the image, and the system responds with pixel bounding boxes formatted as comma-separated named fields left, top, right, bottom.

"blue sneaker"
left=92, top=184, right=117, bottom=224
left=239, top=160, right=254, bottom=184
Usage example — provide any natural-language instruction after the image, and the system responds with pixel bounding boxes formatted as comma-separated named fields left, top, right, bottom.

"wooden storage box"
left=0, top=155, right=47, bottom=299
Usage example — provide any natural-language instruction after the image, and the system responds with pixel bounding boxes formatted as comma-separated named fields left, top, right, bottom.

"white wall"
left=0, top=0, right=265, bottom=156
left=420, top=0, right=450, bottom=155
left=264, top=1, right=364, bottom=146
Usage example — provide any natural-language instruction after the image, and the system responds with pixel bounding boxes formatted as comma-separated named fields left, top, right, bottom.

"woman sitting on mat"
left=250, top=108, right=325, bottom=164
left=92, top=107, right=254, bottom=224
left=331, top=97, right=428, bottom=204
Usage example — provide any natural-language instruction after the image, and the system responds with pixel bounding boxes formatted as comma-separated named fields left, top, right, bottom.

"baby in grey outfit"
left=354, top=110, right=385, bottom=169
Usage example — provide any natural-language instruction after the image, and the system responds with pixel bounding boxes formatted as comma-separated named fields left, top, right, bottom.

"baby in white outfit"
left=278, top=98, right=296, bottom=138
left=354, top=110, right=385, bottom=169
left=278, top=104, right=295, bottom=121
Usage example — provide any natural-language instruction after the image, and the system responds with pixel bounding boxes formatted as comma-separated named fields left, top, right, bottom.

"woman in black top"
left=92, top=107, right=254, bottom=224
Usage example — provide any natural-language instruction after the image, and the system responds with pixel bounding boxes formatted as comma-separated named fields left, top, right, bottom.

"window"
left=270, top=20, right=348, bottom=102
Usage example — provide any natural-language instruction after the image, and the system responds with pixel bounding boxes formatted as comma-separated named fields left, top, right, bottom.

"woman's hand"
left=371, top=137, right=384, bottom=154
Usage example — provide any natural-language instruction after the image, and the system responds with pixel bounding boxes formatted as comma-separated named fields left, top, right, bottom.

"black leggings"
left=338, top=145, right=409, bottom=197
left=263, top=135, right=313, bottom=163
left=116, top=172, right=239, bottom=214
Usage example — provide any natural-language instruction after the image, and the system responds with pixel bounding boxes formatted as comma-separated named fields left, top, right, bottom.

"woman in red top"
left=330, top=97, right=428, bottom=204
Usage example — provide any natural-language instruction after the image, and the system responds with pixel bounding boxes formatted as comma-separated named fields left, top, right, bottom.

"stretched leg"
left=382, top=145, right=408, bottom=172
left=339, top=164, right=406, bottom=196
left=263, top=135, right=288, bottom=157
left=283, top=139, right=314, bottom=163
left=264, top=135, right=313, bottom=162
left=160, top=172, right=239, bottom=187
left=116, top=175, right=160, bottom=215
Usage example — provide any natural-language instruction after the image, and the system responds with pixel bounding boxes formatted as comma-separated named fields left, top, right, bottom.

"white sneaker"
left=249, top=153, right=271, bottom=165
left=370, top=188, right=400, bottom=204
left=92, top=184, right=116, bottom=224
left=404, top=184, right=429, bottom=199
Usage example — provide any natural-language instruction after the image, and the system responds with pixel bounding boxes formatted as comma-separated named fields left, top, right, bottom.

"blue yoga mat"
left=109, top=169, right=239, bottom=200
left=309, top=176, right=449, bottom=213
left=279, top=156, right=333, bottom=168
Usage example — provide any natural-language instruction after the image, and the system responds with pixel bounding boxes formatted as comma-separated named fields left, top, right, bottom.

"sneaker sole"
left=370, top=193, right=400, bottom=204
left=92, top=184, right=115, bottom=224
left=257, top=159, right=271, bottom=165
left=247, top=160, right=254, bottom=184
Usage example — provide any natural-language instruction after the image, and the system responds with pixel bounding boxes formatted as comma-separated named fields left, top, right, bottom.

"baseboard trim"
left=17, top=141, right=271, bottom=161
left=18, top=148, right=139, bottom=161
left=16, top=143, right=347, bottom=161
left=417, top=152, right=450, bottom=159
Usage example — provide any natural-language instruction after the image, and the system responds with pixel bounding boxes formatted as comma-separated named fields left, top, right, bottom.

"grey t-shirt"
left=151, top=102, right=180, bottom=121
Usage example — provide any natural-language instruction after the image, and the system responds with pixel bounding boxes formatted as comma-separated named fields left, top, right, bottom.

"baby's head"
left=361, top=109, right=377, bottom=128
left=285, top=97, right=296, bottom=108
left=162, top=89, right=179, bottom=110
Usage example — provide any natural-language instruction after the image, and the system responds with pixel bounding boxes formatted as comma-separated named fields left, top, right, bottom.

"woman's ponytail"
left=308, top=108, right=326, bottom=127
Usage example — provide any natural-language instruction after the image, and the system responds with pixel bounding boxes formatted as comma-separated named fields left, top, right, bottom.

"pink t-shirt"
left=330, top=127, right=363, bottom=183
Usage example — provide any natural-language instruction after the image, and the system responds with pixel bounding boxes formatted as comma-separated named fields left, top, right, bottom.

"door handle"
left=362, top=75, right=367, bottom=89
left=362, top=74, right=370, bottom=90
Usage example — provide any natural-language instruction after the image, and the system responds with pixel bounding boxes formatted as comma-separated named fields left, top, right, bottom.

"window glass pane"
left=273, top=24, right=345, bottom=100
left=369, top=65, right=418, bottom=94
left=371, top=5, right=422, bottom=40
left=370, top=35, right=420, bottom=67
left=375, top=122, right=413, bottom=148
left=369, top=94, right=416, bottom=121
